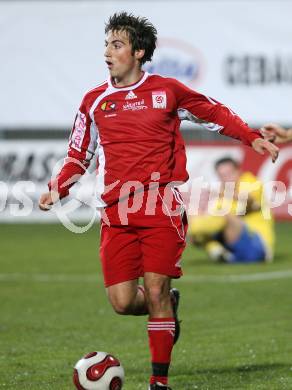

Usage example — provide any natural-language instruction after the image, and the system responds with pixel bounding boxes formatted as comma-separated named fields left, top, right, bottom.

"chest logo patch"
left=152, top=91, right=167, bottom=109
left=101, top=101, right=116, bottom=112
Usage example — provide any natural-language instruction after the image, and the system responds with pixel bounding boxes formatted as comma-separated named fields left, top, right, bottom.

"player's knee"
left=145, top=285, right=167, bottom=309
left=109, top=296, right=134, bottom=315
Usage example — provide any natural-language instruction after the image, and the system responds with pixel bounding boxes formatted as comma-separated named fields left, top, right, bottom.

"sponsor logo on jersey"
left=71, top=111, right=86, bottom=150
left=101, top=101, right=116, bottom=112
left=123, top=99, right=148, bottom=111
left=152, top=91, right=167, bottom=109
left=125, top=90, right=137, bottom=100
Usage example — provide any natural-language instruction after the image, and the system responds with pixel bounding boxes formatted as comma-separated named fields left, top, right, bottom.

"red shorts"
left=99, top=187, right=188, bottom=287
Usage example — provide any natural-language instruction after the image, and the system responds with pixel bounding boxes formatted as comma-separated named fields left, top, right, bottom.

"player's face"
left=216, top=162, right=240, bottom=183
left=104, top=30, right=139, bottom=80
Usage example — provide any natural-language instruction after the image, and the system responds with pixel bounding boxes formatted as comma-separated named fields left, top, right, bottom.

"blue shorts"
left=216, top=224, right=266, bottom=263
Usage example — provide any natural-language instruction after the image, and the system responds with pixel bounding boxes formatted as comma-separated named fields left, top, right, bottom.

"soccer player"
left=261, top=123, right=292, bottom=144
left=189, top=157, right=274, bottom=263
left=39, top=12, right=279, bottom=389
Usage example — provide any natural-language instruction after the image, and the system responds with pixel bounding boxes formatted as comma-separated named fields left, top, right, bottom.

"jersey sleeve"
left=48, top=98, right=98, bottom=198
left=171, top=79, right=262, bottom=146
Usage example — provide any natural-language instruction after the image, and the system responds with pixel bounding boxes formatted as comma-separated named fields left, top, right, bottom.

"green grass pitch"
left=1, top=222, right=292, bottom=389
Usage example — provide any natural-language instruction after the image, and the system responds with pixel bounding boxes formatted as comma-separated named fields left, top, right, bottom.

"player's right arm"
left=39, top=191, right=55, bottom=211
left=39, top=97, right=97, bottom=211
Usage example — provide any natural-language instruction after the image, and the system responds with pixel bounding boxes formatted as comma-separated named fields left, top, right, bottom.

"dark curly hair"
left=105, top=12, right=157, bottom=65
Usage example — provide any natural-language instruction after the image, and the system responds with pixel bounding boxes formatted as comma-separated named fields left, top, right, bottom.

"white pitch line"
left=0, top=270, right=292, bottom=284
left=179, top=269, right=292, bottom=283
left=0, top=273, right=99, bottom=283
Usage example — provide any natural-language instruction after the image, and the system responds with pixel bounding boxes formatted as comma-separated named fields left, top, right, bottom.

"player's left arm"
left=251, top=138, right=279, bottom=162
left=172, top=80, right=279, bottom=162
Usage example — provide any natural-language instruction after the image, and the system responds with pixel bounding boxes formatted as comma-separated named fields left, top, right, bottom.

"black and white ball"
left=73, top=351, right=124, bottom=390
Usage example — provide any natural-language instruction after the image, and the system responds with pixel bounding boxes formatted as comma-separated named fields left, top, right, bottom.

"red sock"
left=148, top=317, right=175, bottom=385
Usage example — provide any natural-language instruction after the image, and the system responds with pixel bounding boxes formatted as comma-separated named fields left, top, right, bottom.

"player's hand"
left=251, top=138, right=279, bottom=163
left=261, top=123, right=290, bottom=144
left=39, top=191, right=59, bottom=211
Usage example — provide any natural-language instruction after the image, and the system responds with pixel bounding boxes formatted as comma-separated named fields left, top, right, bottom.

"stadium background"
left=1, top=0, right=292, bottom=222
left=1, top=1, right=292, bottom=389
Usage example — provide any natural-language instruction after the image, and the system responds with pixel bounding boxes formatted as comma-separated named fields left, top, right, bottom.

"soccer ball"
left=73, top=351, right=124, bottom=390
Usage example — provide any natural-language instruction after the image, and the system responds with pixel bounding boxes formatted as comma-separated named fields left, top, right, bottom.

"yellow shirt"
left=215, top=172, right=274, bottom=256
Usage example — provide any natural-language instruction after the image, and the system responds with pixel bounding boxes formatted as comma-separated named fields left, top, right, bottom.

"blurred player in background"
left=189, top=157, right=275, bottom=263
left=262, top=123, right=292, bottom=144
left=38, top=12, right=279, bottom=390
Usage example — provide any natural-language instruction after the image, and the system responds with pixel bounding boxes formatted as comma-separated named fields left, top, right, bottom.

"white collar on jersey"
left=107, top=71, right=149, bottom=91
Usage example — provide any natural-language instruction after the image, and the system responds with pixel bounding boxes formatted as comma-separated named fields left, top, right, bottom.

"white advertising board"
left=1, top=1, right=291, bottom=128
left=0, top=140, right=291, bottom=223
left=0, top=140, right=100, bottom=224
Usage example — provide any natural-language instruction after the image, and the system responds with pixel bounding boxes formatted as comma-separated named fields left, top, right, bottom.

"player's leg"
left=189, top=215, right=233, bottom=262
left=189, top=214, right=241, bottom=245
left=138, top=221, right=186, bottom=388
left=144, top=272, right=175, bottom=388
left=144, top=272, right=173, bottom=317
left=221, top=215, right=266, bottom=262
left=204, top=240, right=233, bottom=262
left=189, top=214, right=226, bottom=245
left=107, top=279, right=148, bottom=315
left=223, top=214, right=243, bottom=245
left=100, top=223, right=148, bottom=315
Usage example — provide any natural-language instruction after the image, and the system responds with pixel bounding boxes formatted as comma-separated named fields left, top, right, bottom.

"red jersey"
left=49, top=72, right=261, bottom=207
